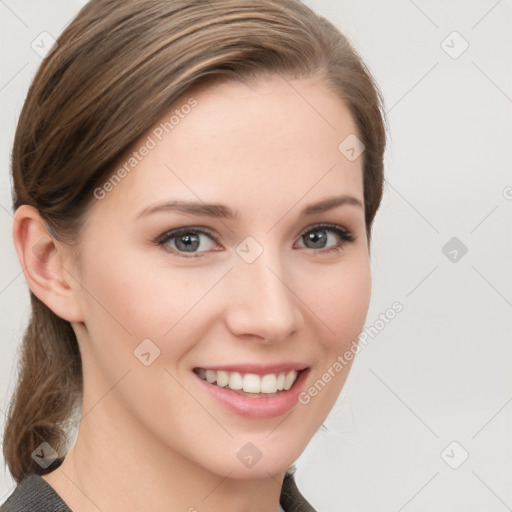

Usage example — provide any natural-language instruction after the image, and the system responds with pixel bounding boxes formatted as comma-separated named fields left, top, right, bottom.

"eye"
left=295, top=223, right=354, bottom=254
left=156, top=227, right=219, bottom=257
left=156, top=223, right=355, bottom=259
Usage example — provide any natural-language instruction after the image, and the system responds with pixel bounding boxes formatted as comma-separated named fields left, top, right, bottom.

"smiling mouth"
left=193, top=367, right=305, bottom=397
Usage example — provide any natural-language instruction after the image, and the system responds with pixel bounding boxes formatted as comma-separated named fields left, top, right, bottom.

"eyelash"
left=155, top=223, right=355, bottom=259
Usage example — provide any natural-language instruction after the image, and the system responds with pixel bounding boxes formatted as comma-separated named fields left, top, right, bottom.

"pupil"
left=176, top=233, right=199, bottom=252
left=306, top=230, right=326, bottom=249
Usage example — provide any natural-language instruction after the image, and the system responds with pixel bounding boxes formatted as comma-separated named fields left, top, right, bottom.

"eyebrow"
left=136, top=195, right=363, bottom=220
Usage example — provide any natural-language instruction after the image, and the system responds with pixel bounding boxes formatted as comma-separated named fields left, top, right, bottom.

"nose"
left=223, top=246, right=303, bottom=343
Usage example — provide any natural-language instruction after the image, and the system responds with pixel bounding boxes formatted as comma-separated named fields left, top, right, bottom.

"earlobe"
left=13, top=205, right=84, bottom=323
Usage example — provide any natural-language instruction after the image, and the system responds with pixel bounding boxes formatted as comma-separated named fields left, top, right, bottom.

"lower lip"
left=195, top=369, right=309, bottom=419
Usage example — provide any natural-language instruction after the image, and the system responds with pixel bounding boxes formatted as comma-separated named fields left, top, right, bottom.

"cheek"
left=77, top=242, right=221, bottom=368
left=304, top=257, right=371, bottom=351
left=76, top=247, right=208, bottom=422
left=77, top=244, right=193, bottom=362
left=79, top=234, right=370, bottom=370
left=291, top=256, right=370, bottom=424
left=291, top=274, right=370, bottom=446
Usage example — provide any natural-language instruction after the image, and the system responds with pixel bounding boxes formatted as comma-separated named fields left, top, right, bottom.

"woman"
left=1, top=0, right=385, bottom=510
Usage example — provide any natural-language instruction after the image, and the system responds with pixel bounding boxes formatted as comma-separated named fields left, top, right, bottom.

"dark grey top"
left=1, top=471, right=318, bottom=512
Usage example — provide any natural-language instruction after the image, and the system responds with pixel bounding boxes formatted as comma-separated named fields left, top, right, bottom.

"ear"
left=13, top=205, right=84, bottom=323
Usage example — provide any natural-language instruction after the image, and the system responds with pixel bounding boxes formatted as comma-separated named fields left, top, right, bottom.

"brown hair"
left=4, top=0, right=386, bottom=482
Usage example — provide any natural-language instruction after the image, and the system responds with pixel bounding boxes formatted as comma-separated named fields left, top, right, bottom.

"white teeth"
left=243, top=373, right=261, bottom=393
left=276, top=373, right=285, bottom=391
left=283, top=370, right=297, bottom=391
left=216, top=370, right=229, bottom=388
left=196, top=368, right=301, bottom=394
left=228, top=371, right=243, bottom=390
left=260, top=374, right=277, bottom=393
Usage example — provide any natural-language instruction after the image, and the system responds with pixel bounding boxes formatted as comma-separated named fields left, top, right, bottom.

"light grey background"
left=1, top=1, right=511, bottom=511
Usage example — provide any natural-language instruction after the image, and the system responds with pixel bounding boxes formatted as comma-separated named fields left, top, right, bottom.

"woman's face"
left=70, top=75, right=371, bottom=478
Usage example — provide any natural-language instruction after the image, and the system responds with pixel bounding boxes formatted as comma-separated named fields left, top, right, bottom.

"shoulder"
left=2, top=470, right=317, bottom=512
left=0, top=474, right=71, bottom=512
left=280, top=471, right=318, bottom=512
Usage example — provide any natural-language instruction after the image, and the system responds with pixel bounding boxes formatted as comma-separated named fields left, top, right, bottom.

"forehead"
left=91, top=76, right=364, bottom=222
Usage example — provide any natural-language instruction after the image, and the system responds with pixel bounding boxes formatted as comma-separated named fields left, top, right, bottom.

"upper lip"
left=193, top=362, right=309, bottom=375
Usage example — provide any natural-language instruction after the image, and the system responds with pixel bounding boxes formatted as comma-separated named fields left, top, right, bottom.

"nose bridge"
left=225, top=240, right=302, bottom=341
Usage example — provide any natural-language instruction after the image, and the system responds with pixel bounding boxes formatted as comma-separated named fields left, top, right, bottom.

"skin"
left=14, top=75, right=371, bottom=512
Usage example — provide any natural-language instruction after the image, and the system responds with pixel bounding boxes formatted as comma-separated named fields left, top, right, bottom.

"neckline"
left=3, top=472, right=310, bottom=512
